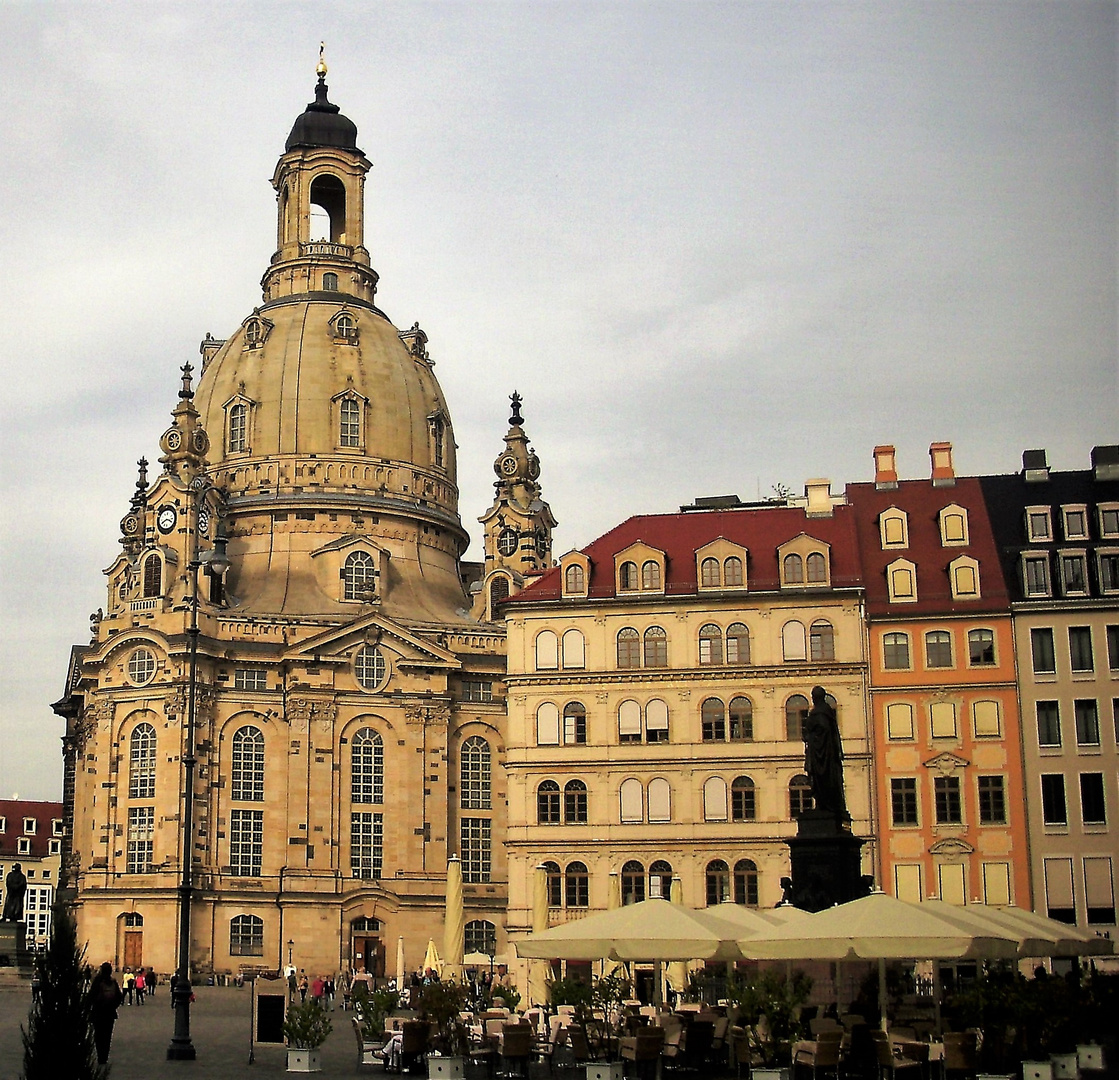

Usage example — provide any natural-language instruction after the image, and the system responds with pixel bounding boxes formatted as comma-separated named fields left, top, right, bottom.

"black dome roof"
left=285, top=77, right=359, bottom=152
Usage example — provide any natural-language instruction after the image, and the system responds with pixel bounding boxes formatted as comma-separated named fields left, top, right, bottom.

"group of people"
left=285, top=965, right=340, bottom=1009
left=120, top=966, right=155, bottom=1004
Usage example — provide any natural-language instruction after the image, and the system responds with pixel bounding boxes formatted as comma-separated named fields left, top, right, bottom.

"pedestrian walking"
left=288, top=968, right=298, bottom=1001
left=123, top=969, right=135, bottom=1005
left=169, top=970, right=179, bottom=1010
left=135, top=970, right=146, bottom=1004
left=311, top=974, right=324, bottom=1005
left=324, top=974, right=335, bottom=1011
left=147, top=967, right=157, bottom=997
left=298, top=971, right=308, bottom=1002
left=89, top=963, right=124, bottom=1065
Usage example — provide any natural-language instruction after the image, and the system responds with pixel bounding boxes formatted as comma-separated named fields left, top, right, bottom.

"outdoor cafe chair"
left=942, top=1032, right=978, bottom=1080
left=793, top=1028, right=843, bottom=1080
left=872, top=1030, right=922, bottom=1080
left=620, top=1026, right=665, bottom=1080
left=500, top=1024, right=534, bottom=1079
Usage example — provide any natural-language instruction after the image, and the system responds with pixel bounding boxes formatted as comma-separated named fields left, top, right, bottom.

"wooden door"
left=123, top=930, right=143, bottom=970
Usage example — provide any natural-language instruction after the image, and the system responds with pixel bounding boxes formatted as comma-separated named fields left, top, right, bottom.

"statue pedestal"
left=0, top=921, right=30, bottom=970
left=786, top=810, right=872, bottom=912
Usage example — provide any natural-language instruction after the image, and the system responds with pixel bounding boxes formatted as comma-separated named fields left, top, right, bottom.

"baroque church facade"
left=52, top=68, right=551, bottom=978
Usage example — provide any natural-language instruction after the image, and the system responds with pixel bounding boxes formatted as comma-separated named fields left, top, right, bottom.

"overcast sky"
left=1, top=2, right=1115, bottom=800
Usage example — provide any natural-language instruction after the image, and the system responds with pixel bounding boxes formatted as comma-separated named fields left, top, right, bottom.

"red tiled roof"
left=0, top=799, right=64, bottom=860
left=845, top=477, right=1009, bottom=617
left=509, top=504, right=864, bottom=603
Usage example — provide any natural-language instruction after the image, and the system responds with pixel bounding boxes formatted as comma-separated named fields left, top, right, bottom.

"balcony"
left=301, top=241, right=353, bottom=259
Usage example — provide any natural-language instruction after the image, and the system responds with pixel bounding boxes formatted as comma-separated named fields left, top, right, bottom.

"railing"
left=130, top=599, right=159, bottom=612
left=302, top=241, right=353, bottom=258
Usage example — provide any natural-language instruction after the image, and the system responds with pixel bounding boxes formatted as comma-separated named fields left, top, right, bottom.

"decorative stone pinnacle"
left=179, top=363, right=194, bottom=400
left=509, top=391, right=523, bottom=427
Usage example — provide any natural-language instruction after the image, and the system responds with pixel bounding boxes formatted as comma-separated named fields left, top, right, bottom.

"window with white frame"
left=126, top=806, right=154, bottom=873
left=939, top=506, right=969, bottom=546
left=1023, top=554, right=1051, bottom=597
left=460, top=817, right=491, bottom=882
left=351, top=812, right=383, bottom=879
left=229, top=809, right=264, bottom=876
left=351, top=728, right=384, bottom=804
left=883, top=632, right=911, bottom=670
left=343, top=551, right=376, bottom=601
left=231, top=727, right=265, bottom=801
left=1098, top=551, right=1119, bottom=594
left=887, top=559, right=917, bottom=602
left=1062, top=505, right=1089, bottom=540
left=1026, top=507, right=1052, bottom=541
left=1059, top=552, right=1089, bottom=596
left=880, top=509, right=908, bottom=548
left=129, top=723, right=157, bottom=799
left=1099, top=505, right=1119, bottom=538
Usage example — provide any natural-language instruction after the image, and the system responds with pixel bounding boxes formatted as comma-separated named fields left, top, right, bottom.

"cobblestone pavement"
left=0, top=984, right=379, bottom=1079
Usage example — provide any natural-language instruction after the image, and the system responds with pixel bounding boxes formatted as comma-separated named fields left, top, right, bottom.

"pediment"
left=929, top=837, right=974, bottom=856
left=922, top=751, right=970, bottom=774
left=283, top=612, right=460, bottom=670
left=310, top=534, right=388, bottom=559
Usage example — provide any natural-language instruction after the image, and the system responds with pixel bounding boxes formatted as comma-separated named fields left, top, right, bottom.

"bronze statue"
left=2, top=863, right=27, bottom=922
left=803, top=686, right=847, bottom=817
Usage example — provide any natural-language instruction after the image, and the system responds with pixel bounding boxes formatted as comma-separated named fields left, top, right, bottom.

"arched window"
left=810, top=620, right=835, bottom=661
left=883, top=632, right=911, bottom=670
left=489, top=575, right=510, bottom=611
left=565, top=861, right=589, bottom=908
left=649, top=860, right=673, bottom=900
left=351, top=728, right=384, bottom=804
left=648, top=777, right=671, bottom=822
left=724, top=556, right=744, bottom=586
left=643, top=626, right=668, bottom=667
left=619, top=778, right=643, bottom=823
left=129, top=723, right=157, bottom=799
left=323, top=272, right=339, bottom=291
left=335, top=312, right=355, bottom=336
left=431, top=415, right=445, bottom=469
left=536, top=702, right=560, bottom=745
left=621, top=860, right=645, bottom=905
left=785, top=695, right=809, bottom=741
left=460, top=735, right=491, bottom=810
left=344, top=551, right=376, bottom=601
left=925, top=630, right=953, bottom=668
left=705, top=860, right=731, bottom=906
left=562, top=629, right=585, bottom=669
left=355, top=646, right=386, bottom=691
left=618, top=699, right=642, bottom=743
left=703, top=776, right=728, bottom=821
left=231, top=726, right=265, bottom=801
left=806, top=552, right=827, bottom=582
left=702, top=698, right=726, bottom=741
left=700, top=558, right=721, bottom=587
left=641, top=561, right=662, bottom=590
left=228, top=402, right=247, bottom=453
left=142, top=554, right=162, bottom=599
left=230, top=914, right=264, bottom=956
left=726, top=623, right=750, bottom=664
left=731, top=776, right=756, bottom=821
left=536, top=630, right=559, bottom=670
left=734, top=859, right=759, bottom=906
left=783, top=553, right=804, bottom=584
left=537, top=780, right=561, bottom=824
left=564, top=564, right=585, bottom=594
left=563, top=702, right=587, bottom=744
left=729, top=696, right=753, bottom=741
left=645, top=699, right=669, bottom=743
left=464, top=919, right=497, bottom=956
left=617, top=628, right=641, bottom=669
left=564, top=779, right=588, bottom=823
left=542, top=861, right=562, bottom=907
left=699, top=624, right=723, bottom=665
left=340, top=397, right=361, bottom=447
left=619, top=561, right=639, bottom=591
left=789, top=774, right=813, bottom=817
left=782, top=620, right=807, bottom=661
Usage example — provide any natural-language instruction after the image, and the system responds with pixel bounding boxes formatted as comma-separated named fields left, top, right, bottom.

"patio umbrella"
left=424, top=938, right=443, bottom=976
left=397, top=935, right=406, bottom=989
left=920, top=901, right=1115, bottom=959
left=667, top=877, right=689, bottom=994
left=514, top=897, right=745, bottom=962
left=443, top=854, right=464, bottom=981
left=528, top=863, right=553, bottom=1005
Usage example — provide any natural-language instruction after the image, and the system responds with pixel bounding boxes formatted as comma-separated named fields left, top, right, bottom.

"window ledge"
left=1075, top=745, right=1102, bottom=755
left=1043, top=823, right=1070, bottom=834
left=1083, top=823, right=1110, bottom=833
left=1038, top=746, right=1064, bottom=755
left=1032, top=673, right=1058, bottom=682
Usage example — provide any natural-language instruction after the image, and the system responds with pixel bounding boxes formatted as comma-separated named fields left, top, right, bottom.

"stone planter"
left=1050, top=1054, right=1078, bottom=1080
left=587, top=1063, right=625, bottom=1080
left=428, top=1056, right=465, bottom=1080
left=1077, top=1045, right=1104, bottom=1073
left=286, top=1048, right=322, bottom=1073
left=1022, top=1063, right=1054, bottom=1080
left=753, top=1069, right=791, bottom=1080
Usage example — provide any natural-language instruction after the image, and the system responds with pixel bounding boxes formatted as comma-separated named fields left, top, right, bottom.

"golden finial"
left=317, top=42, right=328, bottom=78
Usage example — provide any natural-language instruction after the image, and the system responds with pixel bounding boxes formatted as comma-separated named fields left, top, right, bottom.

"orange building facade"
left=848, top=445, right=1032, bottom=909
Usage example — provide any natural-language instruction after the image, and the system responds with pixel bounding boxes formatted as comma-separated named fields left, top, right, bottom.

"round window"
left=355, top=646, right=387, bottom=691
left=497, top=528, right=518, bottom=557
left=127, top=648, right=156, bottom=685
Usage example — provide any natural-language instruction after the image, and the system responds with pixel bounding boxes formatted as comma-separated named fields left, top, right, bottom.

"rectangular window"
left=930, top=701, right=957, bottom=740
left=1061, top=554, right=1088, bottom=595
left=230, top=918, right=264, bottom=956
left=1101, top=507, right=1119, bottom=537
left=461, top=680, right=493, bottom=703
left=1099, top=553, right=1119, bottom=593
left=1041, top=774, right=1068, bottom=826
left=1075, top=700, right=1100, bottom=746
left=1107, top=625, right=1119, bottom=671
left=1069, top=627, right=1094, bottom=672
left=229, top=809, right=264, bottom=877
left=973, top=700, right=1001, bottom=738
left=1027, top=508, right=1052, bottom=541
left=234, top=668, right=267, bottom=691
left=1031, top=628, right=1056, bottom=674
left=886, top=702, right=915, bottom=741
left=882, top=633, right=911, bottom=670
left=968, top=629, right=995, bottom=666
left=350, top=812, right=383, bottom=879
left=1023, top=556, right=1051, bottom=597
left=978, top=775, right=1007, bottom=824
left=1044, top=857, right=1075, bottom=923
left=126, top=806, right=154, bottom=874
left=1063, top=508, right=1088, bottom=539
left=890, top=778, right=918, bottom=826
left=1084, top=857, right=1115, bottom=925
left=1080, top=773, right=1107, bottom=825
left=982, top=862, right=1012, bottom=906
left=925, top=632, right=953, bottom=668
left=460, top=817, right=491, bottom=883
left=894, top=864, right=923, bottom=903
left=1036, top=701, right=1062, bottom=747
left=934, top=776, right=962, bottom=824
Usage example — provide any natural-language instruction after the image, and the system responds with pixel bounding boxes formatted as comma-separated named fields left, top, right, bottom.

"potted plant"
left=726, top=969, right=812, bottom=1080
left=356, top=986, right=400, bottom=1041
left=415, top=980, right=469, bottom=1080
left=283, top=997, right=333, bottom=1072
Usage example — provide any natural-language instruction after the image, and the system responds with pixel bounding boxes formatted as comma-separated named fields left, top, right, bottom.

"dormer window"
left=343, top=550, right=377, bottom=601
left=806, top=552, right=827, bottom=582
left=241, top=314, right=272, bottom=350
left=939, top=505, right=969, bottom=546
left=620, top=561, right=638, bottom=590
left=880, top=509, right=909, bottom=548
left=1026, top=507, right=1052, bottom=542
left=23, top=817, right=36, bottom=835
left=615, top=544, right=666, bottom=593
left=778, top=536, right=831, bottom=588
left=1059, top=552, right=1089, bottom=596
left=641, top=561, right=661, bottom=590
left=228, top=403, right=247, bottom=452
left=724, top=556, right=744, bottom=586
left=1099, top=504, right=1119, bottom=538
left=886, top=558, right=918, bottom=603
left=949, top=555, right=981, bottom=599
left=783, top=554, right=804, bottom=584
left=1062, top=505, right=1088, bottom=540
left=695, top=541, right=748, bottom=591
left=330, top=309, right=358, bottom=344
left=701, top=558, right=720, bottom=588
left=333, top=388, right=367, bottom=451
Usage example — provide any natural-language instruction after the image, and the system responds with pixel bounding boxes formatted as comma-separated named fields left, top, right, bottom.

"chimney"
left=804, top=478, right=834, bottom=518
left=1091, top=445, right=1119, bottom=481
left=873, top=446, right=898, bottom=490
left=1022, top=449, right=1049, bottom=483
left=930, top=442, right=955, bottom=487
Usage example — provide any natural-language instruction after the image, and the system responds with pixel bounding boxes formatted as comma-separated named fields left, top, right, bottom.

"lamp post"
left=288, top=939, right=295, bottom=967
left=167, top=476, right=228, bottom=1060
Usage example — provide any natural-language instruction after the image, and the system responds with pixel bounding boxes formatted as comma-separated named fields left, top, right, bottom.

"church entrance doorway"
left=121, top=912, right=144, bottom=970
left=351, top=916, right=384, bottom=976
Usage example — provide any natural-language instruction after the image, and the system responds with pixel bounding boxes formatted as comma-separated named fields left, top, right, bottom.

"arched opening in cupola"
left=309, top=174, right=346, bottom=243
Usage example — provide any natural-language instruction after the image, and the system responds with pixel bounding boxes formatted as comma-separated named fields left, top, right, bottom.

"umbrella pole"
left=654, top=963, right=663, bottom=1007
left=878, top=957, right=888, bottom=1032
left=932, top=960, right=943, bottom=1040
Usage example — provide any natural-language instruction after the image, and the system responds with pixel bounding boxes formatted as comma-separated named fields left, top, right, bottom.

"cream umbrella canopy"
left=920, top=901, right=1115, bottom=959
left=396, top=935, right=406, bottom=989
left=667, top=877, right=689, bottom=995
left=443, top=854, right=464, bottom=982
left=515, top=897, right=745, bottom=962
left=527, top=863, right=553, bottom=1005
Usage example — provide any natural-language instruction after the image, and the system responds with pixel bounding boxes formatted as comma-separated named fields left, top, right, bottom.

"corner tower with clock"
left=53, top=61, right=508, bottom=985
left=475, top=393, right=557, bottom=621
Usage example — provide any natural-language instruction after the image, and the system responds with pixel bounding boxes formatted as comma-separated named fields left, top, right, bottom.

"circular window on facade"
left=497, top=528, right=518, bottom=557
left=355, top=646, right=387, bottom=691
left=127, top=648, right=157, bottom=686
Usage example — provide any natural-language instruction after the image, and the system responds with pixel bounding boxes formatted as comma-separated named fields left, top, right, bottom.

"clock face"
left=499, top=454, right=519, bottom=477
left=157, top=506, right=177, bottom=533
left=164, top=430, right=182, bottom=451
left=121, top=514, right=140, bottom=536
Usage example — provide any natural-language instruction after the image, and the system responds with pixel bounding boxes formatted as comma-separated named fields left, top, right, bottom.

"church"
left=51, top=62, right=554, bottom=979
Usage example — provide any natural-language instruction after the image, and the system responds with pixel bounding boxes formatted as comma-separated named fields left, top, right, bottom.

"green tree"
left=21, top=903, right=103, bottom=1080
